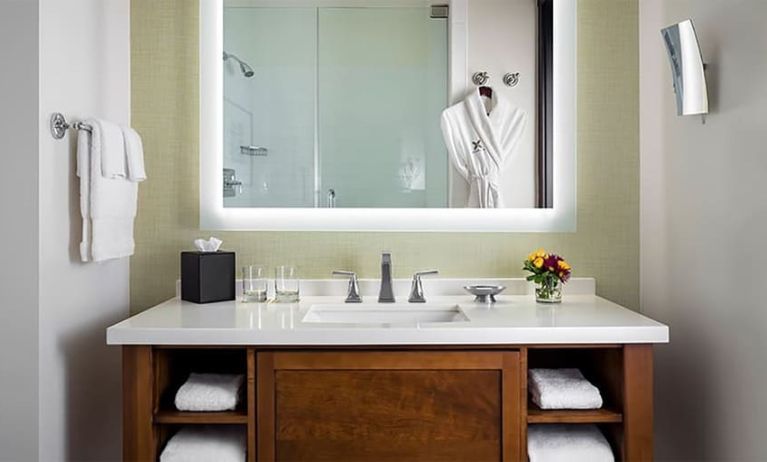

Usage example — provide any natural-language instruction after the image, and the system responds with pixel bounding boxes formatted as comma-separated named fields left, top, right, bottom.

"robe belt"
left=470, top=174, right=501, bottom=208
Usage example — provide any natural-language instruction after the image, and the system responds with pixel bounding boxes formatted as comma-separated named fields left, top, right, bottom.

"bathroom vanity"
left=108, top=278, right=668, bottom=461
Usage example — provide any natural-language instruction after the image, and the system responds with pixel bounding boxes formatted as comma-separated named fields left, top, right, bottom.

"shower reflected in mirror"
left=223, top=51, right=255, bottom=78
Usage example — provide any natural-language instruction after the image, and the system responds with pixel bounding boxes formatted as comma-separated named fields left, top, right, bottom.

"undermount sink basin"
left=302, top=303, right=469, bottom=326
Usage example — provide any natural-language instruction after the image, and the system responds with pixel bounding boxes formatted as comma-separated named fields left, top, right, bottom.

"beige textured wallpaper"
left=130, top=0, right=639, bottom=313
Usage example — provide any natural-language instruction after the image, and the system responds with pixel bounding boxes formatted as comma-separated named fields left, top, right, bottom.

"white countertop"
left=107, top=280, right=669, bottom=345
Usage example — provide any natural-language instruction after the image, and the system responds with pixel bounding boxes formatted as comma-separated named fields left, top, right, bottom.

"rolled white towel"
left=174, top=373, right=244, bottom=412
left=160, top=426, right=246, bottom=462
left=528, top=424, right=614, bottom=462
left=528, top=368, right=603, bottom=410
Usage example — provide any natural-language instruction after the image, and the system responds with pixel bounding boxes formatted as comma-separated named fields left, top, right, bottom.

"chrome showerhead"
left=239, top=62, right=255, bottom=78
left=223, top=51, right=255, bottom=78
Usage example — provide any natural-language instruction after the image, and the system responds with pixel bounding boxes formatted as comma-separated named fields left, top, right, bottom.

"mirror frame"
left=200, top=0, right=576, bottom=232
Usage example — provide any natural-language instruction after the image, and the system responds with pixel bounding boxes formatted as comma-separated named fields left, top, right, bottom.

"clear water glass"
left=275, top=265, right=300, bottom=303
left=242, top=265, right=268, bottom=302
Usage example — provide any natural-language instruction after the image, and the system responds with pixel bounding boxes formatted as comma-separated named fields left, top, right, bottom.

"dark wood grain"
left=519, top=347, right=529, bottom=461
left=623, top=345, right=653, bottom=461
left=257, top=352, right=275, bottom=461
left=259, top=351, right=520, bottom=462
left=271, top=350, right=505, bottom=370
left=247, top=348, right=256, bottom=462
left=153, top=410, right=248, bottom=424
left=527, top=405, right=623, bottom=424
left=121, top=344, right=655, bottom=462
left=502, top=351, right=522, bottom=461
left=123, top=346, right=155, bottom=462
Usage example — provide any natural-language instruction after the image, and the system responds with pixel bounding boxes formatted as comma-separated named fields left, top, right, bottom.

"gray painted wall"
left=0, top=1, right=40, bottom=460
left=0, top=1, right=130, bottom=460
left=38, top=0, right=131, bottom=460
left=640, top=0, right=767, bottom=459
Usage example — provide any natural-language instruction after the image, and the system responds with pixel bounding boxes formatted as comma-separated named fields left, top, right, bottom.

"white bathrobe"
left=440, top=88, right=527, bottom=208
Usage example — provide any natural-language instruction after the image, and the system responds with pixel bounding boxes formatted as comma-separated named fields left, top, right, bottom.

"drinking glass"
left=275, top=265, right=300, bottom=303
left=242, top=265, right=268, bottom=302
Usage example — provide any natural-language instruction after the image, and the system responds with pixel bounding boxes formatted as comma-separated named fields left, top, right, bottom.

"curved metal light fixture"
left=661, top=19, right=708, bottom=116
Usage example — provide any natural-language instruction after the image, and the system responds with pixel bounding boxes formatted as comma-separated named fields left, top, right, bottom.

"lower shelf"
left=527, top=403, right=623, bottom=424
left=154, top=410, right=248, bottom=425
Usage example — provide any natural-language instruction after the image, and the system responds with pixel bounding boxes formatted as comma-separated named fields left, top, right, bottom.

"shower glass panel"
left=223, top=7, right=317, bottom=207
left=318, top=8, right=448, bottom=208
left=222, top=5, right=448, bottom=208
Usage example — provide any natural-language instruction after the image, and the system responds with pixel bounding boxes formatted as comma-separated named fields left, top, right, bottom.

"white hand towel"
left=121, top=126, right=147, bottom=182
left=77, top=129, right=93, bottom=261
left=528, top=424, right=615, bottom=462
left=77, top=121, right=138, bottom=262
left=160, top=426, right=246, bottom=462
left=94, top=119, right=127, bottom=179
left=175, top=373, right=244, bottom=412
left=528, top=368, right=603, bottom=410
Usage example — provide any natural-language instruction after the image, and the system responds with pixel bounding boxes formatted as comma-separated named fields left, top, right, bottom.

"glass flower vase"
left=535, top=278, right=562, bottom=303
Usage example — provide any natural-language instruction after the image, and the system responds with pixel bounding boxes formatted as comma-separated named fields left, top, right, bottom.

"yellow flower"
left=533, top=257, right=544, bottom=268
left=557, top=260, right=571, bottom=271
left=528, top=248, right=547, bottom=262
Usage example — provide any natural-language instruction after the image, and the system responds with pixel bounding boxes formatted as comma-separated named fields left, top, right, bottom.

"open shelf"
left=152, top=347, right=249, bottom=429
left=154, top=410, right=248, bottom=425
left=527, top=402, right=622, bottom=424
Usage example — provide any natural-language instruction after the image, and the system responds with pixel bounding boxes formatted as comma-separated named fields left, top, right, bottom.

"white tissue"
left=194, top=237, right=223, bottom=252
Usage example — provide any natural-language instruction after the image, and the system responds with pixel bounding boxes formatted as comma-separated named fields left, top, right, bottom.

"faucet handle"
left=408, top=270, right=439, bottom=303
left=332, top=270, right=362, bottom=303
left=414, top=270, right=439, bottom=278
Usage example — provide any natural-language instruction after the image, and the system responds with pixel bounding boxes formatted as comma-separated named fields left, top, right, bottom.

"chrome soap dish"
left=464, top=285, right=506, bottom=304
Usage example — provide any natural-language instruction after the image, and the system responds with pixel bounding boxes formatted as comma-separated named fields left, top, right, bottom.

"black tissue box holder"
left=181, top=251, right=236, bottom=304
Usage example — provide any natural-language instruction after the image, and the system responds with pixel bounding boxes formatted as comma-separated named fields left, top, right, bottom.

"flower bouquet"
left=523, top=249, right=572, bottom=303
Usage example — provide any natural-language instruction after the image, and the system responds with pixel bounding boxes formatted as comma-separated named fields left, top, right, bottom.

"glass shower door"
left=317, top=7, right=448, bottom=208
left=223, top=7, right=317, bottom=207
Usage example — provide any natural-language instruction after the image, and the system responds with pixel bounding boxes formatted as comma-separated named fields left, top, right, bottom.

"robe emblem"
left=472, top=139, right=485, bottom=154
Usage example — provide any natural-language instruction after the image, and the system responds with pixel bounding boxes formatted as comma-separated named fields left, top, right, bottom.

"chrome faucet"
left=378, top=252, right=395, bottom=303
left=408, top=270, right=439, bottom=303
left=332, top=270, right=362, bottom=303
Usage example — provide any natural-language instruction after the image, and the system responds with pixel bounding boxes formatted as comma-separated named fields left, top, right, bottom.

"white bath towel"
left=121, top=126, right=147, bottom=182
left=528, top=424, right=615, bottom=462
left=160, top=426, right=246, bottom=462
left=440, top=88, right=527, bottom=208
left=529, top=368, right=603, bottom=410
left=94, top=119, right=127, bottom=179
left=175, top=373, right=244, bottom=412
left=77, top=121, right=138, bottom=262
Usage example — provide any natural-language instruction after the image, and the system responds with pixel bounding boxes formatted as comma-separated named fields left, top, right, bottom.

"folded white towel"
left=94, top=119, right=127, bottom=179
left=160, top=426, right=246, bottom=462
left=77, top=123, right=137, bottom=262
left=121, top=126, right=147, bottom=182
left=528, top=424, right=614, bottom=462
left=175, top=373, right=244, bottom=412
left=528, top=368, right=603, bottom=409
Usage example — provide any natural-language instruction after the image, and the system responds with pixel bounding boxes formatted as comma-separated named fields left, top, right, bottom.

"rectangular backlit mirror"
left=200, top=0, right=576, bottom=231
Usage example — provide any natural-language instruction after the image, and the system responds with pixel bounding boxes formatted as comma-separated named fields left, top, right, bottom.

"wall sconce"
left=661, top=19, right=709, bottom=117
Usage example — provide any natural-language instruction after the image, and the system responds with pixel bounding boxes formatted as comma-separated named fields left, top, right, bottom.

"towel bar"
left=50, top=112, right=93, bottom=140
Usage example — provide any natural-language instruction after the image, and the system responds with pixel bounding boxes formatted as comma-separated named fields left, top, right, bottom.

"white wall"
left=0, top=2, right=40, bottom=460
left=37, top=0, right=131, bottom=460
left=454, top=0, right=537, bottom=208
left=640, top=0, right=767, bottom=459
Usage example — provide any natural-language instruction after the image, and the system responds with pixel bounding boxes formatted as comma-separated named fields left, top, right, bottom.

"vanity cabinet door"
left=257, top=351, right=521, bottom=462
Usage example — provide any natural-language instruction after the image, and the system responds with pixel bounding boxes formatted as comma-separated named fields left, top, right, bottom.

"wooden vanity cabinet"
left=257, top=351, right=522, bottom=461
left=123, top=345, right=653, bottom=462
